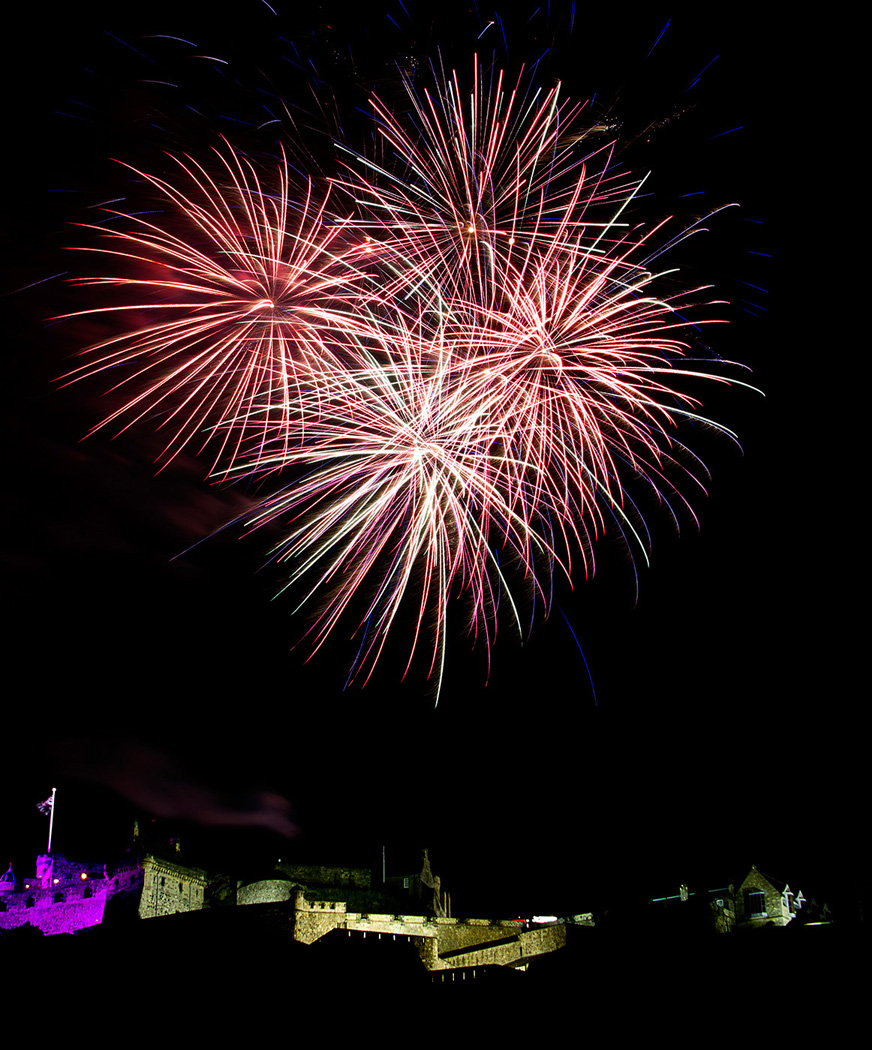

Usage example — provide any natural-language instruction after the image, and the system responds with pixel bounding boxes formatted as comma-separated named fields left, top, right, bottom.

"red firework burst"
left=61, top=63, right=753, bottom=697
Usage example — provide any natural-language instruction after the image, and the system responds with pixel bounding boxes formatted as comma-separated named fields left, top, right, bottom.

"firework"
left=234, top=314, right=568, bottom=687
left=60, top=144, right=375, bottom=475
left=452, top=224, right=735, bottom=556
left=334, top=55, right=640, bottom=307
left=63, top=59, right=750, bottom=695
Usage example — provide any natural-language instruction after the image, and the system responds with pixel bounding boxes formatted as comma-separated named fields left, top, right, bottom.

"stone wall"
left=413, top=919, right=566, bottom=971
left=282, top=894, right=567, bottom=973
left=138, top=855, right=208, bottom=919
left=429, top=917, right=525, bottom=955
left=0, top=881, right=109, bottom=936
left=276, top=863, right=371, bottom=890
left=292, top=890, right=348, bottom=944
left=237, top=879, right=295, bottom=907
left=0, top=855, right=143, bottom=936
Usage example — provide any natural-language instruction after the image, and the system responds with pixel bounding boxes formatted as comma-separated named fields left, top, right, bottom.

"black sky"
left=2, top=3, right=858, bottom=921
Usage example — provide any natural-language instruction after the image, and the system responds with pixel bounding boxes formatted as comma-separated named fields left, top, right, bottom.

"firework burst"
left=335, top=55, right=640, bottom=308
left=453, top=223, right=737, bottom=556
left=60, top=144, right=374, bottom=475
left=234, top=314, right=569, bottom=687
left=62, top=56, right=753, bottom=697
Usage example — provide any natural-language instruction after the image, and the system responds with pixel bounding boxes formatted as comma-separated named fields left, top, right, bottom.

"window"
left=746, top=889, right=767, bottom=917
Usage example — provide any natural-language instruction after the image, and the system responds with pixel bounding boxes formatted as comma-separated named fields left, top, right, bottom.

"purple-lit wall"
left=0, top=854, right=143, bottom=936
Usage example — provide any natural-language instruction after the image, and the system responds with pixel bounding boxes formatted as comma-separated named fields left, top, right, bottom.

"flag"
left=37, top=796, right=53, bottom=815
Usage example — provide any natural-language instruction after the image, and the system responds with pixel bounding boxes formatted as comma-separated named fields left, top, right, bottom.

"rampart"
left=286, top=890, right=566, bottom=970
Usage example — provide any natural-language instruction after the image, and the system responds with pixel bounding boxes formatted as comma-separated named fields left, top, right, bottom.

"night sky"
left=2, top=3, right=858, bottom=924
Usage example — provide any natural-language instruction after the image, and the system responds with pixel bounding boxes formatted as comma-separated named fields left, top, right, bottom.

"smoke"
left=50, top=736, right=298, bottom=838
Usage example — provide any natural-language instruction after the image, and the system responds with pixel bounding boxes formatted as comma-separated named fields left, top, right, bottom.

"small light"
left=80, top=872, right=88, bottom=880
left=53, top=878, right=59, bottom=885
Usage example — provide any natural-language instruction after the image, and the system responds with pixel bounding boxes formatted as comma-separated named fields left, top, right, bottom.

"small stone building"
left=649, top=864, right=809, bottom=934
left=734, top=864, right=805, bottom=928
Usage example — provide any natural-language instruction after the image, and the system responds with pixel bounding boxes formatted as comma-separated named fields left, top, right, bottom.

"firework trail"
left=63, top=59, right=751, bottom=696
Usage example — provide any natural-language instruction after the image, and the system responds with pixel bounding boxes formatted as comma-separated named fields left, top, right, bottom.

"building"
left=0, top=841, right=567, bottom=975
left=734, top=864, right=806, bottom=928
left=648, top=864, right=812, bottom=934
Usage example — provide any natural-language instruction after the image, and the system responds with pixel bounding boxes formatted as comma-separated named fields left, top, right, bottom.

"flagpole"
left=47, top=787, right=56, bottom=854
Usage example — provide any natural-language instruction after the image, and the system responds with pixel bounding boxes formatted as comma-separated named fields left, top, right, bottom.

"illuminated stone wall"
left=417, top=921, right=567, bottom=971
left=237, top=879, right=295, bottom=906
left=138, top=855, right=208, bottom=919
left=292, top=891, right=348, bottom=944
left=283, top=891, right=566, bottom=971
left=427, top=917, right=525, bottom=956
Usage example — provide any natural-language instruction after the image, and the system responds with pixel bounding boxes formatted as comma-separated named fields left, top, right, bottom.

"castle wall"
left=138, top=856, right=208, bottom=919
left=284, top=895, right=568, bottom=973
left=276, top=864, right=371, bottom=890
left=430, top=917, right=525, bottom=955
left=237, top=880, right=295, bottom=906
left=413, top=919, right=566, bottom=971
left=292, top=891, right=348, bottom=943
left=437, top=923, right=567, bottom=970
left=344, top=911, right=436, bottom=938
left=0, top=882, right=109, bottom=936
left=0, top=856, right=143, bottom=936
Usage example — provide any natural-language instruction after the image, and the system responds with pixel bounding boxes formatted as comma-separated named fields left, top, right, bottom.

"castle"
left=4, top=816, right=824, bottom=984
left=0, top=840, right=571, bottom=976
